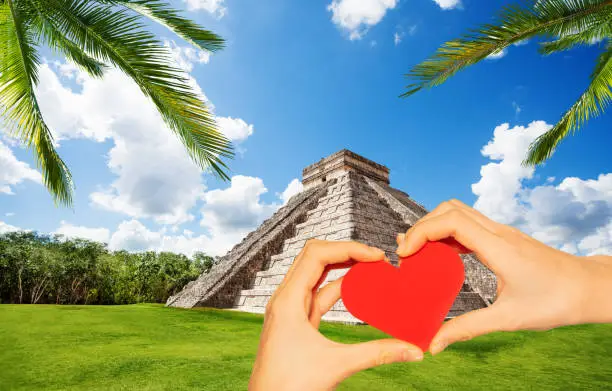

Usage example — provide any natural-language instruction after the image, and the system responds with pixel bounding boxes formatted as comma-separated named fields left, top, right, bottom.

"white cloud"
left=107, top=176, right=301, bottom=257
left=216, top=116, right=254, bottom=142
left=36, top=59, right=253, bottom=226
left=328, top=0, right=397, bottom=40
left=512, top=101, right=522, bottom=116
left=472, top=121, right=612, bottom=256
left=0, top=140, right=41, bottom=195
left=513, top=39, right=529, bottom=47
left=472, top=121, right=552, bottom=224
left=5, top=212, right=15, bottom=217
left=432, top=0, right=461, bottom=10
left=394, top=31, right=404, bottom=45
left=394, top=25, right=416, bottom=45
left=279, top=178, right=303, bottom=204
left=165, top=40, right=210, bottom=72
left=109, top=219, right=226, bottom=257
left=486, top=48, right=507, bottom=60
left=201, top=175, right=279, bottom=235
left=182, top=0, right=226, bottom=17
left=0, top=220, right=21, bottom=234
left=54, top=221, right=111, bottom=243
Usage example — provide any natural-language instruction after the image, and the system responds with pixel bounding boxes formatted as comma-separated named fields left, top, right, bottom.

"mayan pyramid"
left=167, top=150, right=497, bottom=323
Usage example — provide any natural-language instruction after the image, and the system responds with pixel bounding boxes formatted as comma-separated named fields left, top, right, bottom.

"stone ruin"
left=166, top=150, right=497, bottom=323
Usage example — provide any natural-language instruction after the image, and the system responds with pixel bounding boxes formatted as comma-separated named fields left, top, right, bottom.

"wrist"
left=575, top=255, right=612, bottom=325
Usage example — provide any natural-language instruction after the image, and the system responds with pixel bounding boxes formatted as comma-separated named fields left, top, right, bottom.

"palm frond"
left=100, top=0, right=225, bottom=52
left=403, top=0, right=612, bottom=97
left=38, top=0, right=233, bottom=180
left=524, top=44, right=612, bottom=165
left=0, top=0, right=74, bottom=205
left=540, top=20, right=611, bottom=54
left=21, top=0, right=105, bottom=77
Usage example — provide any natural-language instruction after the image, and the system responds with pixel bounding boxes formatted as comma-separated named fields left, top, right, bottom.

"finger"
left=410, top=200, right=499, bottom=237
left=396, top=233, right=405, bottom=246
left=429, top=305, right=506, bottom=355
left=396, top=210, right=504, bottom=271
left=439, top=238, right=472, bottom=254
left=337, top=339, right=423, bottom=379
left=312, top=261, right=355, bottom=296
left=288, top=240, right=385, bottom=294
left=398, top=202, right=479, bottom=255
left=446, top=199, right=506, bottom=234
left=309, top=277, right=343, bottom=328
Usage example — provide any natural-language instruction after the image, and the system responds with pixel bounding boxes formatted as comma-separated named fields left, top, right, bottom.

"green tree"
left=193, top=251, right=215, bottom=274
left=0, top=0, right=233, bottom=206
left=402, top=0, right=612, bottom=165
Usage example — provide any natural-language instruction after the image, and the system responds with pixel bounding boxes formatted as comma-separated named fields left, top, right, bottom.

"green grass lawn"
left=1, top=304, right=612, bottom=390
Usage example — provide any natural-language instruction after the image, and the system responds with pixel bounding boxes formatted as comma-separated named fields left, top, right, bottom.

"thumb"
left=337, top=339, right=423, bottom=378
left=429, top=305, right=505, bottom=355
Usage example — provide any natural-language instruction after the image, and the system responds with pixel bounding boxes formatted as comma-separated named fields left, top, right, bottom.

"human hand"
left=249, top=240, right=424, bottom=391
left=396, top=199, right=612, bottom=355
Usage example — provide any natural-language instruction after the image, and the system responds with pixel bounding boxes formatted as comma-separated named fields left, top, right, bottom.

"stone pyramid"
left=167, top=150, right=497, bottom=323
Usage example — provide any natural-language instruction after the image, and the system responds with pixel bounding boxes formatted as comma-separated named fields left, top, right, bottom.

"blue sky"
left=1, top=0, right=611, bottom=256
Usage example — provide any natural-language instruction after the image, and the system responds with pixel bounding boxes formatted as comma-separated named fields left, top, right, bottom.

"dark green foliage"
left=0, top=231, right=209, bottom=305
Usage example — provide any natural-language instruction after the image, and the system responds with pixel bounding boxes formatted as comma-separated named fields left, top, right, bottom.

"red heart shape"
left=340, top=241, right=465, bottom=351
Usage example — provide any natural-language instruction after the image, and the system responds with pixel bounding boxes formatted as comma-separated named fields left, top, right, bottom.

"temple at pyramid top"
left=167, top=149, right=497, bottom=323
left=302, top=149, right=390, bottom=189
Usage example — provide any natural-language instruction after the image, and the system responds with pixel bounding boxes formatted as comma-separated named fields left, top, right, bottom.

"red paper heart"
left=340, top=241, right=465, bottom=351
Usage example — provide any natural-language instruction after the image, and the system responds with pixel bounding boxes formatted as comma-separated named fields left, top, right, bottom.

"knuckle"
left=303, top=238, right=321, bottom=253
left=448, top=198, right=463, bottom=207
left=447, top=209, right=465, bottom=224
left=440, top=200, right=456, bottom=211
left=375, top=351, right=395, bottom=367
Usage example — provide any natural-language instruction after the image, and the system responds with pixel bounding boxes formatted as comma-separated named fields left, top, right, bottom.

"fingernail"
left=430, top=341, right=448, bottom=356
left=403, top=349, right=423, bottom=362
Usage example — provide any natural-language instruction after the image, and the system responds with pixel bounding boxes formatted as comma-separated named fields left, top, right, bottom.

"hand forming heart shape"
left=341, top=241, right=465, bottom=351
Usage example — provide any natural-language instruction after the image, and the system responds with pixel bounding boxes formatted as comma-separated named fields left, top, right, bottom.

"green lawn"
left=1, top=304, right=611, bottom=390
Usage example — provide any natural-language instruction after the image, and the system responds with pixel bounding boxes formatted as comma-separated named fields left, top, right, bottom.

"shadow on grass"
left=444, top=333, right=531, bottom=360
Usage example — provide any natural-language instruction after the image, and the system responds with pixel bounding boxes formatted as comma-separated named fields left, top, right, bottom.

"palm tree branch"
left=403, top=0, right=612, bottom=96
left=21, top=0, right=105, bottom=77
left=99, top=0, right=224, bottom=52
left=0, top=0, right=74, bottom=205
left=37, top=0, right=233, bottom=179
left=525, top=44, right=612, bottom=165
left=540, top=20, right=612, bottom=54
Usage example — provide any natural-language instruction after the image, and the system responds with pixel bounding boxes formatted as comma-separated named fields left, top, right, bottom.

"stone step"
left=254, top=269, right=349, bottom=288
left=294, top=211, right=352, bottom=231
left=240, top=287, right=276, bottom=296
left=233, top=305, right=363, bottom=324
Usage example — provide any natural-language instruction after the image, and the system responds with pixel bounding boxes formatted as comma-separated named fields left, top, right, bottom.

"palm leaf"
left=540, top=20, right=611, bottom=54
left=403, top=0, right=612, bottom=96
left=100, top=0, right=225, bottom=52
left=525, top=43, right=612, bottom=165
left=0, top=0, right=74, bottom=205
left=35, top=0, right=233, bottom=180
left=21, top=0, right=105, bottom=77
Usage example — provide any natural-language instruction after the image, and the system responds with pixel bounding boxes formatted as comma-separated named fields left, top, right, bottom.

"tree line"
left=0, top=231, right=216, bottom=305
